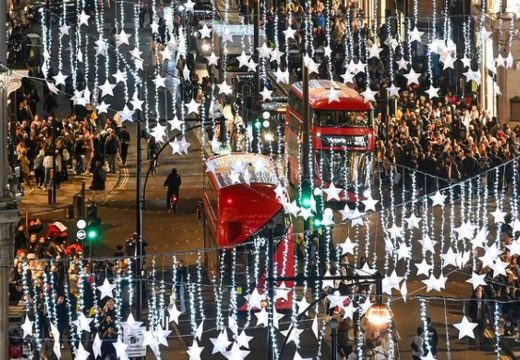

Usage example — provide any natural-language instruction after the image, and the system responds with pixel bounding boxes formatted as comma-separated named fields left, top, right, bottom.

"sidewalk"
left=18, top=167, right=123, bottom=216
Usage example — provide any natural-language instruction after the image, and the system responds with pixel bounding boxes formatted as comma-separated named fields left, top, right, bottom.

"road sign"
left=123, top=326, right=147, bottom=358
left=77, top=229, right=86, bottom=240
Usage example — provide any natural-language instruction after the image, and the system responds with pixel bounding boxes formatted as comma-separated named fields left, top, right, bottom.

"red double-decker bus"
left=201, top=153, right=294, bottom=310
left=285, top=80, right=375, bottom=200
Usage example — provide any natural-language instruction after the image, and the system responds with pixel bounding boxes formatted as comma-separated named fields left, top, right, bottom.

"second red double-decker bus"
left=285, top=80, right=375, bottom=200
left=201, top=153, right=294, bottom=310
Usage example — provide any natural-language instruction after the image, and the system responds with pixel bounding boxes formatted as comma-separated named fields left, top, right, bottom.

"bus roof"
left=206, top=153, right=280, bottom=190
left=290, top=80, right=372, bottom=111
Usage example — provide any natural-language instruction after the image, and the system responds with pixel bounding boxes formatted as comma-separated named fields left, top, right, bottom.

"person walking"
left=104, top=130, right=120, bottom=174
left=425, top=317, right=438, bottom=357
left=18, top=150, right=34, bottom=193
left=89, top=160, right=107, bottom=204
left=164, top=168, right=182, bottom=211
left=469, top=286, right=488, bottom=349
left=410, top=327, right=424, bottom=360
left=119, top=125, right=130, bottom=167
left=175, top=259, right=187, bottom=313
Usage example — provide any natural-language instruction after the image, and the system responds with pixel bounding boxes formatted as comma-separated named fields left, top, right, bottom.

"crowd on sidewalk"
left=9, top=220, right=149, bottom=358
left=11, top=77, right=132, bottom=200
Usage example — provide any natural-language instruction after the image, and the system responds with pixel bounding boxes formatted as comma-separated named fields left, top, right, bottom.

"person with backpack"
left=164, top=168, right=182, bottom=211
left=411, top=327, right=424, bottom=360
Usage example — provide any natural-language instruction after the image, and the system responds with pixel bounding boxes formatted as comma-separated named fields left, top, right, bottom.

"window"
left=313, top=110, right=371, bottom=128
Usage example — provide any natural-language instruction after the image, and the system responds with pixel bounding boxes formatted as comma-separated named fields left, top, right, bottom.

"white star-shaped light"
left=396, top=57, right=409, bottom=70
left=53, top=71, right=68, bottom=87
left=169, top=138, right=181, bottom=155
left=425, top=85, right=440, bottom=99
left=111, top=69, right=126, bottom=84
left=73, top=313, right=93, bottom=333
left=257, top=43, right=272, bottom=58
left=223, top=342, right=250, bottom=360
left=472, top=225, right=488, bottom=249
left=21, top=316, right=33, bottom=338
left=168, top=116, right=183, bottom=131
left=361, top=87, right=377, bottom=103
left=306, top=57, right=320, bottom=74
left=418, top=234, right=437, bottom=253
left=237, top=51, right=250, bottom=69
left=464, top=69, right=481, bottom=85
left=409, top=27, right=424, bottom=42
left=60, top=23, right=71, bottom=37
left=150, top=22, right=159, bottom=34
left=130, top=95, right=143, bottom=111
left=507, top=239, right=520, bottom=256
left=362, top=195, right=378, bottom=212
left=340, top=71, right=354, bottom=84
left=206, top=52, right=220, bottom=66
left=199, top=24, right=212, bottom=39
left=47, top=81, right=59, bottom=95
left=506, top=51, right=514, bottom=68
left=274, top=67, right=289, bottom=83
left=368, top=44, right=383, bottom=58
left=185, top=99, right=200, bottom=115
left=490, top=208, right=507, bottom=224
left=97, top=278, right=116, bottom=300
left=236, top=330, right=253, bottom=349
left=405, top=213, right=421, bottom=229
left=92, top=332, right=102, bottom=358
left=255, top=308, right=269, bottom=327
left=117, top=29, right=131, bottom=46
left=217, top=81, right=233, bottom=95
left=490, top=260, right=509, bottom=278
left=296, top=297, right=311, bottom=315
left=387, top=83, right=400, bottom=97
left=280, top=327, right=304, bottom=345
left=454, top=316, right=478, bottom=339
left=186, top=340, right=204, bottom=360
left=396, top=242, right=411, bottom=260
left=460, top=56, right=472, bottom=68
left=405, top=68, right=421, bottom=85
left=339, top=237, right=357, bottom=256
left=260, top=87, right=273, bottom=101
left=422, top=274, right=441, bottom=292
left=441, top=53, right=456, bottom=69
left=210, top=331, right=231, bottom=355
left=179, top=136, right=191, bottom=155
left=247, top=59, right=258, bottom=72
left=430, top=191, right=446, bottom=206
left=441, top=247, right=458, bottom=268
left=248, top=288, right=266, bottom=310
left=114, top=338, right=128, bottom=359
left=479, top=27, right=491, bottom=41
left=323, top=182, right=342, bottom=201
left=388, top=223, right=404, bottom=239
left=150, top=123, right=167, bottom=143
left=75, top=343, right=91, bottom=360
left=466, top=272, right=487, bottom=290
left=495, top=53, right=506, bottom=68
left=129, top=46, right=142, bottom=60
left=184, top=0, right=195, bottom=10
left=283, top=27, right=296, bottom=40
left=153, top=75, right=167, bottom=89
left=327, top=87, right=340, bottom=103
left=98, top=79, right=116, bottom=97
left=78, top=10, right=90, bottom=26
left=415, top=259, right=432, bottom=277
left=323, top=45, right=332, bottom=58
left=119, top=105, right=135, bottom=122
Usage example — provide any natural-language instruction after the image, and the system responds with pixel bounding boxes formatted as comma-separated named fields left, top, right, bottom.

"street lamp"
left=364, top=302, right=394, bottom=330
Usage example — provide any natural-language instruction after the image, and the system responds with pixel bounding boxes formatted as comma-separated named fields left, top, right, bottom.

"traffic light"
left=300, top=179, right=312, bottom=209
left=254, top=118, right=262, bottom=130
left=84, top=202, right=101, bottom=242
left=86, top=223, right=100, bottom=241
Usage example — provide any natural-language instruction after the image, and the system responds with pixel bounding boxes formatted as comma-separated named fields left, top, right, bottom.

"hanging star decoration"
left=453, top=316, right=478, bottom=339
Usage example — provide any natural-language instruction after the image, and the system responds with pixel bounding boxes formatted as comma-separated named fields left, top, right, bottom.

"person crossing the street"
left=164, top=168, right=182, bottom=212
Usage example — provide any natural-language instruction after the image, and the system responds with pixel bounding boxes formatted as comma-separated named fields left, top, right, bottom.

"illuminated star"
left=367, top=44, right=383, bottom=59
left=361, top=195, right=378, bottom=212
left=206, top=52, right=220, bottom=66
left=78, top=10, right=90, bottom=27
left=479, top=27, right=491, bottom=41
left=415, top=259, right=432, bottom=277
left=237, top=51, right=250, bottom=68
left=274, top=67, right=289, bottom=83
left=306, top=57, right=320, bottom=74
left=506, top=51, right=514, bottom=68
left=246, top=59, right=258, bottom=72
left=119, top=105, right=135, bottom=122
left=454, top=220, right=476, bottom=240
left=396, top=242, right=411, bottom=260
left=454, top=316, right=478, bottom=339
left=418, top=234, right=437, bottom=253
left=60, top=23, right=71, bottom=37
left=404, top=212, right=421, bottom=229
left=425, top=85, right=440, bottom=99
left=218, top=81, right=233, bottom=95
left=92, top=332, right=103, bottom=358
left=339, top=237, right=357, bottom=256
left=168, top=116, right=183, bottom=131
left=236, top=330, right=253, bottom=349
left=168, top=304, right=182, bottom=324
left=179, top=136, right=191, bottom=154
left=153, top=76, right=167, bottom=89
left=472, top=225, right=488, bottom=249
left=340, top=71, right=354, bottom=84
left=199, top=24, right=212, bottom=39
left=150, top=123, right=167, bottom=143
left=323, top=182, right=342, bottom=201
left=223, top=342, right=250, bottom=360
left=280, top=327, right=303, bottom=345
left=323, top=45, right=332, bottom=58
left=405, top=68, right=421, bottom=85
left=21, top=316, right=33, bottom=338
left=464, top=69, right=481, bottom=85
left=96, top=101, right=110, bottom=115
left=296, top=297, right=311, bottom=316
left=75, top=343, right=91, bottom=360
left=283, top=26, right=296, bottom=40
left=150, top=22, right=160, bottom=34
left=490, top=208, right=507, bottom=224
left=111, top=69, right=126, bottom=84
left=210, top=331, right=231, bottom=355
left=274, top=282, right=291, bottom=301
left=186, top=340, right=204, bottom=360
left=361, top=87, right=377, bottom=103
left=429, top=191, right=446, bottom=206
left=441, top=53, right=456, bottom=69
left=327, top=87, right=340, bottom=103
left=441, top=247, right=458, bottom=267
left=409, top=26, right=424, bottom=43
left=260, top=87, right=273, bottom=101
left=388, top=223, right=403, bottom=239
left=185, top=99, right=200, bottom=115
left=255, top=308, right=269, bottom=327
left=117, top=29, right=131, bottom=46
left=466, top=272, right=487, bottom=290
left=257, top=43, right=272, bottom=58
left=98, top=79, right=116, bottom=97
left=396, top=57, right=409, bottom=70
left=130, top=95, right=144, bottom=111
left=387, top=83, right=400, bottom=97
left=169, top=138, right=181, bottom=155
left=490, top=259, right=509, bottom=278
left=97, top=278, right=116, bottom=300
left=53, top=71, right=68, bottom=87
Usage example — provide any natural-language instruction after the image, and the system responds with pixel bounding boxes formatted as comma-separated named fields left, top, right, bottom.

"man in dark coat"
left=90, top=160, right=107, bottom=204
left=164, top=168, right=181, bottom=210
left=469, top=286, right=487, bottom=349
left=119, top=126, right=131, bottom=166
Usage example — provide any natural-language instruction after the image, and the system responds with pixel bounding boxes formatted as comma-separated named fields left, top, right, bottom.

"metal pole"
left=267, top=220, right=275, bottom=360
left=51, top=120, right=56, bottom=204
left=253, top=0, right=261, bottom=94
left=302, top=57, right=312, bottom=278
left=136, top=117, right=143, bottom=321
left=330, top=318, right=338, bottom=360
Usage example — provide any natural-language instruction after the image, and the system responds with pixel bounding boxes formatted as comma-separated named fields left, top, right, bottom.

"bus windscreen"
left=313, top=110, right=370, bottom=128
